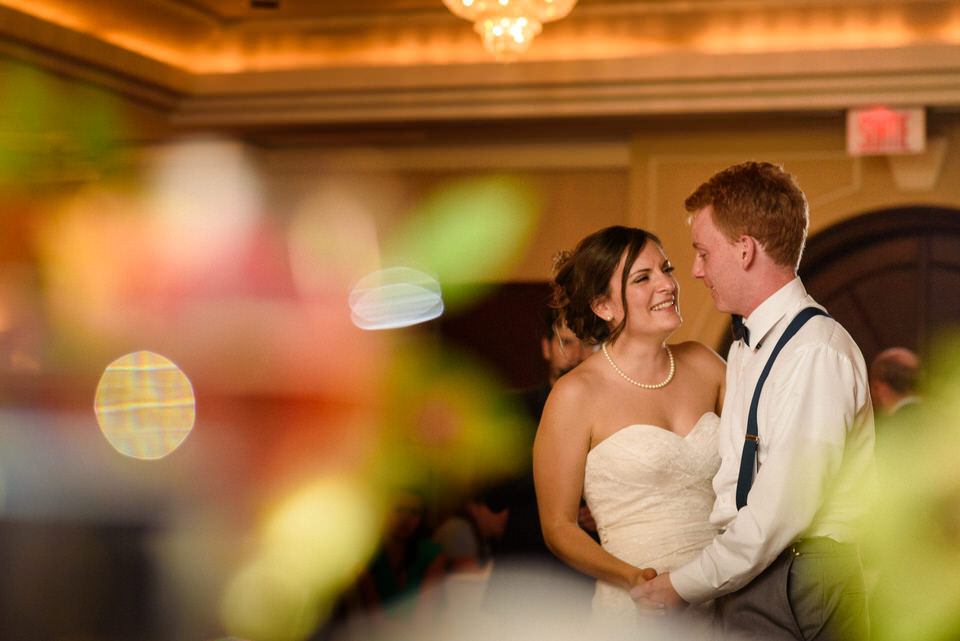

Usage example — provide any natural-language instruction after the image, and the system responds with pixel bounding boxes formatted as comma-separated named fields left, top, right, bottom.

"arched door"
left=800, top=207, right=960, bottom=366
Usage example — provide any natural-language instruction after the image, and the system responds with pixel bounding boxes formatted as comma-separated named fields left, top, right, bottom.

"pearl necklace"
left=601, top=343, right=675, bottom=390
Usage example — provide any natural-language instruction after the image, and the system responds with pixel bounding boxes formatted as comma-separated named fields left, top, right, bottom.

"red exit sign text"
left=847, top=107, right=925, bottom=156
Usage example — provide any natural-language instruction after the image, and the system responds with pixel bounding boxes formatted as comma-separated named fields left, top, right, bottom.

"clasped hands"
left=629, top=569, right=688, bottom=615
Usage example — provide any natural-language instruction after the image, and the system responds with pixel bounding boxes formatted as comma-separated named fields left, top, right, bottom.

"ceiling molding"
left=171, top=46, right=960, bottom=127
left=0, top=5, right=190, bottom=109
left=3, top=0, right=960, bottom=130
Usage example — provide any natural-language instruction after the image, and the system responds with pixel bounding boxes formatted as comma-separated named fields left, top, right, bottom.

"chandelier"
left=443, top=0, right=579, bottom=60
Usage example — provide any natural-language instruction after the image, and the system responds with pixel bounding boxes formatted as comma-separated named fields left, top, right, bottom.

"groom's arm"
left=669, top=343, right=865, bottom=603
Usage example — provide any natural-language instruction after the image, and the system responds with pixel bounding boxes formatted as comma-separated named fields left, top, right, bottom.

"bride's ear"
left=591, top=297, right=612, bottom=323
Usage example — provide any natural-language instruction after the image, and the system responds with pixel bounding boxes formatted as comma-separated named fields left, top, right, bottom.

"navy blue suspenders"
left=735, top=307, right=830, bottom=510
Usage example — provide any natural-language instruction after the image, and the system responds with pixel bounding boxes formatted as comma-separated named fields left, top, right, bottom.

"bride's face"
left=604, top=242, right=682, bottom=335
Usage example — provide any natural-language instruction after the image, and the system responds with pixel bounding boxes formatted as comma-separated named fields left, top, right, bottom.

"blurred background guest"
left=869, top=346, right=923, bottom=418
left=432, top=492, right=505, bottom=574
left=346, top=486, right=447, bottom=640
left=480, top=302, right=596, bottom=614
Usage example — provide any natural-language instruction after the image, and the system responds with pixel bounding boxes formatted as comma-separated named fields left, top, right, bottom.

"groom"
left=631, top=162, right=874, bottom=640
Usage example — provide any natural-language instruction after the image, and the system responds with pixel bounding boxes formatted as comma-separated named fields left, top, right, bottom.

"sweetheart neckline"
left=587, top=411, right=719, bottom=457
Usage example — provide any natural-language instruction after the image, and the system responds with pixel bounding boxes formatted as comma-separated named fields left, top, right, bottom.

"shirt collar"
left=890, top=396, right=921, bottom=414
left=741, top=277, right=808, bottom=351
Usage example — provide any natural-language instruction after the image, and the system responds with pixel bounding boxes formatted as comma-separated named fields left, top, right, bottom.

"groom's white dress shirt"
left=670, top=278, right=875, bottom=603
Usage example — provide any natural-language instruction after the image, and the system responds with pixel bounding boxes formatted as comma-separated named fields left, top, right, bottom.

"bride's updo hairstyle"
left=551, top=225, right=662, bottom=345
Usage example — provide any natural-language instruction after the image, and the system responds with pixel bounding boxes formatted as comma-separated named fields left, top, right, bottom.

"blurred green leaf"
left=864, top=333, right=960, bottom=641
left=385, top=174, right=540, bottom=310
left=0, top=62, right=124, bottom=186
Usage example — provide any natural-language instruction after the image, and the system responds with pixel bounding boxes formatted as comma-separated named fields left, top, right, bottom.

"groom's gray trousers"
left=714, top=537, right=869, bottom=641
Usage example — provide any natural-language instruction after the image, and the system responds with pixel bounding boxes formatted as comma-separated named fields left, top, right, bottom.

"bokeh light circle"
left=348, top=266, right=443, bottom=330
left=220, top=558, right=316, bottom=641
left=221, top=477, right=384, bottom=640
left=260, top=476, right=383, bottom=589
left=94, top=350, right=196, bottom=460
left=147, top=137, right=262, bottom=256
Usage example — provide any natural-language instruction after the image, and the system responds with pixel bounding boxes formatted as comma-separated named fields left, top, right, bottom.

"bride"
left=533, top=225, right=725, bottom=623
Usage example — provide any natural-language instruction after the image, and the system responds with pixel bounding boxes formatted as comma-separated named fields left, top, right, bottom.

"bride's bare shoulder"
left=542, top=355, right=606, bottom=415
left=672, top=340, right=725, bottom=367
left=672, top=341, right=726, bottom=400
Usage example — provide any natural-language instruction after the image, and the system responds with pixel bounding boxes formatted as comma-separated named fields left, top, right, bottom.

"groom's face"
left=690, top=205, right=742, bottom=314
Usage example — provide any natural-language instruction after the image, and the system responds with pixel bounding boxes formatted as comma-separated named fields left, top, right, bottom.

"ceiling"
left=2, top=0, right=960, bottom=139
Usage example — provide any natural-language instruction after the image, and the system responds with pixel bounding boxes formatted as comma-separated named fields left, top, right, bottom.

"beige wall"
left=257, top=115, right=959, bottom=351
left=9, top=49, right=960, bottom=354
left=257, top=142, right=633, bottom=283
left=628, top=115, right=960, bottom=349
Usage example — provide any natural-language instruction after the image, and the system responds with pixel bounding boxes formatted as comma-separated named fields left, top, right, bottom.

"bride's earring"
left=592, top=298, right=614, bottom=324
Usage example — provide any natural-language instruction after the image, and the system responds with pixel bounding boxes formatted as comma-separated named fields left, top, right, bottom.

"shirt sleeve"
left=671, top=338, right=862, bottom=603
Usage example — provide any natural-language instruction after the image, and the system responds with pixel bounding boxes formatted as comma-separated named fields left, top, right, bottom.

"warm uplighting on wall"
left=443, top=0, right=578, bottom=60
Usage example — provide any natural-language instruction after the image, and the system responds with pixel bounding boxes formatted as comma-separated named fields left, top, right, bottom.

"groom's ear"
left=737, top=235, right=757, bottom=269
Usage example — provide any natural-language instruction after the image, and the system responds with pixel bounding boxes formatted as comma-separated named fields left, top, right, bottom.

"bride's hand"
left=630, top=566, right=658, bottom=586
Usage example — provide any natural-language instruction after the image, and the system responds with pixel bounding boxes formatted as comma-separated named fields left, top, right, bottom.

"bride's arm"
left=533, top=380, right=651, bottom=591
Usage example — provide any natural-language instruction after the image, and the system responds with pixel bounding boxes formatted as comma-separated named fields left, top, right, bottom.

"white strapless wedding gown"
left=583, top=411, right=721, bottom=620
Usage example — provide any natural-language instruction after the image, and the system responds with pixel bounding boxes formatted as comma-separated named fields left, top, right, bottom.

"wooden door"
left=800, top=207, right=960, bottom=367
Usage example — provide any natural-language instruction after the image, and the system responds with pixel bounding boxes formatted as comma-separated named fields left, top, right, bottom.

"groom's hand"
left=628, top=567, right=661, bottom=614
left=630, top=572, right=687, bottom=611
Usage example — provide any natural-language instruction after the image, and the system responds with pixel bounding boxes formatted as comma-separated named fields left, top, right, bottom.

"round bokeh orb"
left=94, top=350, right=196, bottom=460
left=348, top=266, right=443, bottom=330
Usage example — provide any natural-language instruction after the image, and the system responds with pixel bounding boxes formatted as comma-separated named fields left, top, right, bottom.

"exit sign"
left=847, top=107, right=925, bottom=156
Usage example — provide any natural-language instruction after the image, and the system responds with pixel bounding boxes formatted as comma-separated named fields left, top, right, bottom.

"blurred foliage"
left=0, top=61, right=124, bottom=188
left=217, top=332, right=531, bottom=640
left=384, top=174, right=540, bottom=311
left=221, top=476, right=384, bottom=641
left=375, top=334, right=530, bottom=502
left=864, top=333, right=960, bottom=641
left=0, top=67, right=548, bottom=641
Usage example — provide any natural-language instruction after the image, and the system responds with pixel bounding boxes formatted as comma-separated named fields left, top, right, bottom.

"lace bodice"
left=583, top=412, right=721, bottom=618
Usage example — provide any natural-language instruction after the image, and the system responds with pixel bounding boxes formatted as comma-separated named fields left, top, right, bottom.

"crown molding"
left=4, top=1, right=960, bottom=129
left=0, top=5, right=190, bottom=109
left=171, top=45, right=960, bottom=127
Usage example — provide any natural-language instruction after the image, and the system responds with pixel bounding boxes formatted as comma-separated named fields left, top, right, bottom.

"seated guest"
left=432, top=494, right=505, bottom=574
left=481, top=302, right=596, bottom=614
left=354, top=487, right=446, bottom=638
